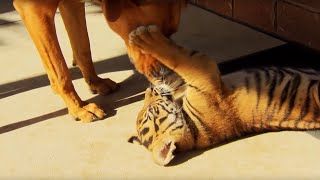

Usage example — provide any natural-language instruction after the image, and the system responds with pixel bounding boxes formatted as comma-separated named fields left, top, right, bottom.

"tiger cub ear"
left=128, top=133, right=141, bottom=145
left=152, top=138, right=176, bottom=166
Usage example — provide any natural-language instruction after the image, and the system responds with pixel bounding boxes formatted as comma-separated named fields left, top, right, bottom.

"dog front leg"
left=59, top=0, right=119, bottom=95
left=14, top=0, right=106, bottom=122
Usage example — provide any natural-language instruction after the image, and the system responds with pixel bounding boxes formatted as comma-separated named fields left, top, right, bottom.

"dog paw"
left=69, top=102, right=106, bottom=123
left=87, top=77, right=119, bottom=95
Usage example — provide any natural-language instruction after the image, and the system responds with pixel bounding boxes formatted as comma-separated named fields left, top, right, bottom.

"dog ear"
left=102, top=0, right=123, bottom=22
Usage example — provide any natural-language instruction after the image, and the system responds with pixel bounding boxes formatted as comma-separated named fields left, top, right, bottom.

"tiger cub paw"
left=129, top=25, right=172, bottom=57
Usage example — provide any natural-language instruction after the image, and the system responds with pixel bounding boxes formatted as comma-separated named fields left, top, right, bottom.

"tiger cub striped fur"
left=127, top=25, right=320, bottom=166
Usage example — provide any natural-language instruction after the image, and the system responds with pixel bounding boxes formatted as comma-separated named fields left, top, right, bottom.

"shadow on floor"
left=218, top=44, right=320, bottom=75
left=1, top=44, right=320, bottom=141
left=307, top=131, right=320, bottom=140
left=0, top=0, right=14, bottom=14
left=168, top=149, right=206, bottom=166
left=170, top=130, right=320, bottom=166
left=0, top=54, right=134, bottom=99
left=0, top=71, right=148, bottom=134
left=0, top=54, right=149, bottom=134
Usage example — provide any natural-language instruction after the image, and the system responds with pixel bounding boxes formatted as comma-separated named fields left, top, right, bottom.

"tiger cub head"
left=128, top=85, right=194, bottom=166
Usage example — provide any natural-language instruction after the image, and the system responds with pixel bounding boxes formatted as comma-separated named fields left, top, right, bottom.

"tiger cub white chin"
left=127, top=25, right=320, bottom=166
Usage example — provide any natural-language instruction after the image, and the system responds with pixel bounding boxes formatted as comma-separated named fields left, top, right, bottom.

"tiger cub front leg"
left=129, top=25, right=223, bottom=89
left=129, top=25, right=182, bottom=71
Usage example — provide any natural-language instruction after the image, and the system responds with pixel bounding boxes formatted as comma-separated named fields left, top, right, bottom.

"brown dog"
left=13, top=0, right=186, bottom=122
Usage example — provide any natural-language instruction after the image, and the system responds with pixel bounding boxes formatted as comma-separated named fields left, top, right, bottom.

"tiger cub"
left=127, top=25, right=320, bottom=166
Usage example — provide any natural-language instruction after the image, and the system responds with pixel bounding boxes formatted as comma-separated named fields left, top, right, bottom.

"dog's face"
left=101, top=0, right=186, bottom=79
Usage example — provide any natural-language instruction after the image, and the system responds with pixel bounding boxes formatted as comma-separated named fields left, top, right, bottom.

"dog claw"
left=69, top=103, right=106, bottom=123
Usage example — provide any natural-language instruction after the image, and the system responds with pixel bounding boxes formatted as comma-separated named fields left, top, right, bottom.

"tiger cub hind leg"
left=236, top=68, right=320, bottom=132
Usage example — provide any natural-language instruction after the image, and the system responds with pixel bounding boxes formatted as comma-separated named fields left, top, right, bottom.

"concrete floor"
left=1, top=2, right=320, bottom=179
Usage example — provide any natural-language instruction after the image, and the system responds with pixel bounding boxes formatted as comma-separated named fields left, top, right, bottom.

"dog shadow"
left=0, top=55, right=137, bottom=99
left=0, top=54, right=149, bottom=134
